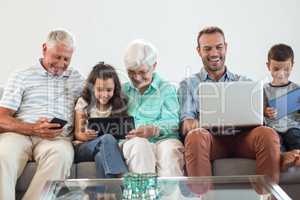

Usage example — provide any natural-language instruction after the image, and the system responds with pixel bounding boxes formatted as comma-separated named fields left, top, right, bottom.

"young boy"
left=264, top=43, right=300, bottom=171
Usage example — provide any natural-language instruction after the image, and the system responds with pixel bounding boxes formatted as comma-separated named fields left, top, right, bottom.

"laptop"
left=268, top=87, right=300, bottom=119
left=87, top=116, right=135, bottom=139
left=198, top=81, right=263, bottom=135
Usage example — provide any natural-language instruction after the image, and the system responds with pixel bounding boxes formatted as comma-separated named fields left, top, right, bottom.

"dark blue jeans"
left=279, top=128, right=300, bottom=152
left=74, top=134, right=128, bottom=178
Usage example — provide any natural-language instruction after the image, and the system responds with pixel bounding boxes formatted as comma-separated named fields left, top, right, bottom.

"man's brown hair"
left=197, top=26, right=225, bottom=48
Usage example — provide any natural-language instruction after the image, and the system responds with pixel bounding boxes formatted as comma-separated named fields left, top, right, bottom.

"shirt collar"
left=149, top=72, right=160, bottom=91
left=128, top=72, right=160, bottom=93
left=198, top=67, right=235, bottom=82
left=35, top=58, right=72, bottom=77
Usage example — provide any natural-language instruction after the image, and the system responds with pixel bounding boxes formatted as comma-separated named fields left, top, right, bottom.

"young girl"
left=74, top=62, right=128, bottom=178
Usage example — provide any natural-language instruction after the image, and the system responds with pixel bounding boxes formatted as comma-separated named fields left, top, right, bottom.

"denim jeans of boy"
left=280, top=128, right=300, bottom=151
left=75, top=134, right=128, bottom=178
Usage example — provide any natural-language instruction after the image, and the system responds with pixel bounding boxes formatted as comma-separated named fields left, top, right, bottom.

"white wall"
left=0, top=0, right=299, bottom=85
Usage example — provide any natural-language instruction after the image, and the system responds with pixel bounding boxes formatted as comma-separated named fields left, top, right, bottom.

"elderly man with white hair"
left=0, top=29, right=84, bottom=200
left=122, top=39, right=184, bottom=176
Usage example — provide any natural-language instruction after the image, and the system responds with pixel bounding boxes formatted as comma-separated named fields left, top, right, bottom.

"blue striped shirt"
left=178, top=67, right=250, bottom=121
left=0, top=60, right=84, bottom=137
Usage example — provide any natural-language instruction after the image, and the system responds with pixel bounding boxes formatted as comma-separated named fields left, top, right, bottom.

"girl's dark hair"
left=81, top=62, right=128, bottom=117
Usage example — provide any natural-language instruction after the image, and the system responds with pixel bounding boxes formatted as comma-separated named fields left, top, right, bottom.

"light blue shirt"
left=0, top=59, right=84, bottom=137
left=123, top=73, right=180, bottom=143
left=178, top=67, right=250, bottom=121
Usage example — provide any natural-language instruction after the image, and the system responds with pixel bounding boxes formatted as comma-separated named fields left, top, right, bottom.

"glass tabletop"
left=41, top=175, right=291, bottom=200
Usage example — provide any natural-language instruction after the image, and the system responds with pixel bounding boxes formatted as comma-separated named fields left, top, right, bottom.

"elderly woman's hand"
left=126, top=125, right=159, bottom=139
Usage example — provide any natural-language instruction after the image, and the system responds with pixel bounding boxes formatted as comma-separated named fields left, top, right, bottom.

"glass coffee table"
left=41, top=175, right=291, bottom=200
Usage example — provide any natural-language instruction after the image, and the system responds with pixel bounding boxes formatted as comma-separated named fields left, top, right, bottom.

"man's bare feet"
left=281, top=149, right=300, bottom=172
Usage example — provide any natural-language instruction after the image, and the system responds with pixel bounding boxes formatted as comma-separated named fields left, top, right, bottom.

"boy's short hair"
left=268, top=43, right=294, bottom=63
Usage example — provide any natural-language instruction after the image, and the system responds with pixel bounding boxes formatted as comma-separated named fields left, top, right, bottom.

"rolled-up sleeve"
left=0, top=72, right=24, bottom=111
left=177, top=79, right=198, bottom=121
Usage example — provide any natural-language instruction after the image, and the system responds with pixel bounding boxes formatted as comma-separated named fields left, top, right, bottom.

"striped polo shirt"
left=0, top=59, right=84, bottom=137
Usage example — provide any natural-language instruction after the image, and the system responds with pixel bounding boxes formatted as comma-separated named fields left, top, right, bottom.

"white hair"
left=46, top=29, right=75, bottom=49
left=124, top=39, right=157, bottom=69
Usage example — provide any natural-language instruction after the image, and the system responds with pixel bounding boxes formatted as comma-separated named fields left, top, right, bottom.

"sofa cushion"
left=213, top=158, right=300, bottom=184
left=76, top=162, right=97, bottom=179
left=16, top=162, right=76, bottom=193
left=16, top=162, right=36, bottom=193
left=213, top=158, right=256, bottom=176
left=280, top=167, right=300, bottom=184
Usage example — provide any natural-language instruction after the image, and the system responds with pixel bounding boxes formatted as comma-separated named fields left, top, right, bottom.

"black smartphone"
left=50, top=117, right=68, bottom=129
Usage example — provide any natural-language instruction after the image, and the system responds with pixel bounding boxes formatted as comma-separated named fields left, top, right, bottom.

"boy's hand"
left=264, top=107, right=277, bottom=119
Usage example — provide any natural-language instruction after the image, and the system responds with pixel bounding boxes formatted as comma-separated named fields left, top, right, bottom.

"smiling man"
left=178, top=26, right=281, bottom=183
left=0, top=29, right=83, bottom=200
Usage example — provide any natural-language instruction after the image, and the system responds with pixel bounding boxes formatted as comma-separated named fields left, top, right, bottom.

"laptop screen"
left=87, top=116, right=135, bottom=139
left=198, top=81, right=263, bottom=135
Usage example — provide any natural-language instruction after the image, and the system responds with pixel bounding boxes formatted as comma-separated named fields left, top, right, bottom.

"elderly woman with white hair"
left=122, top=39, right=184, bottom=176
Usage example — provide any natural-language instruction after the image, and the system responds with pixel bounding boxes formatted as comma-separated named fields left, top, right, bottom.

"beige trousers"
left=122, top=137, right=184, bottom=176
left=0, top=132, right=74, bottom=200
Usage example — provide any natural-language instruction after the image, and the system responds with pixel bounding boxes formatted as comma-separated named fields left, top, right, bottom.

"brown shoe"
left=280, top=150, right=300, bottom=172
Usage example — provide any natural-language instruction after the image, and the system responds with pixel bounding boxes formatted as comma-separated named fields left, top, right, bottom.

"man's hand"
left=32, top=117, right=63, bottom=139
left=264, top=107, right=277, bottom=119
left=126, top=125, right=159, bottom=139
left=181, top=119, right=199, bottom=136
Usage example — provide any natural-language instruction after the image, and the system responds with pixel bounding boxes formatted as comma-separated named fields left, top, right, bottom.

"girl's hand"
left=126, top=125, right=159, bottom=139
left=264, top=107, right=277, bottom=119
left=81, top=129, right=97, bottom=141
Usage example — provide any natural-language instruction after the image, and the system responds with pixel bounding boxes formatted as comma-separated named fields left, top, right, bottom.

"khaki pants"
left=122, top=137, right=184, bottom=176
left=185, top=126, right=281, bottom=183
left=0, top=132, right=74, bottom=200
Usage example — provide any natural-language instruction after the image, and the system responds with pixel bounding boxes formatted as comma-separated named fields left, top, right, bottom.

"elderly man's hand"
left=126, top=125, right=159, bottom=139
left=32, top=117, right=63, bottom=139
